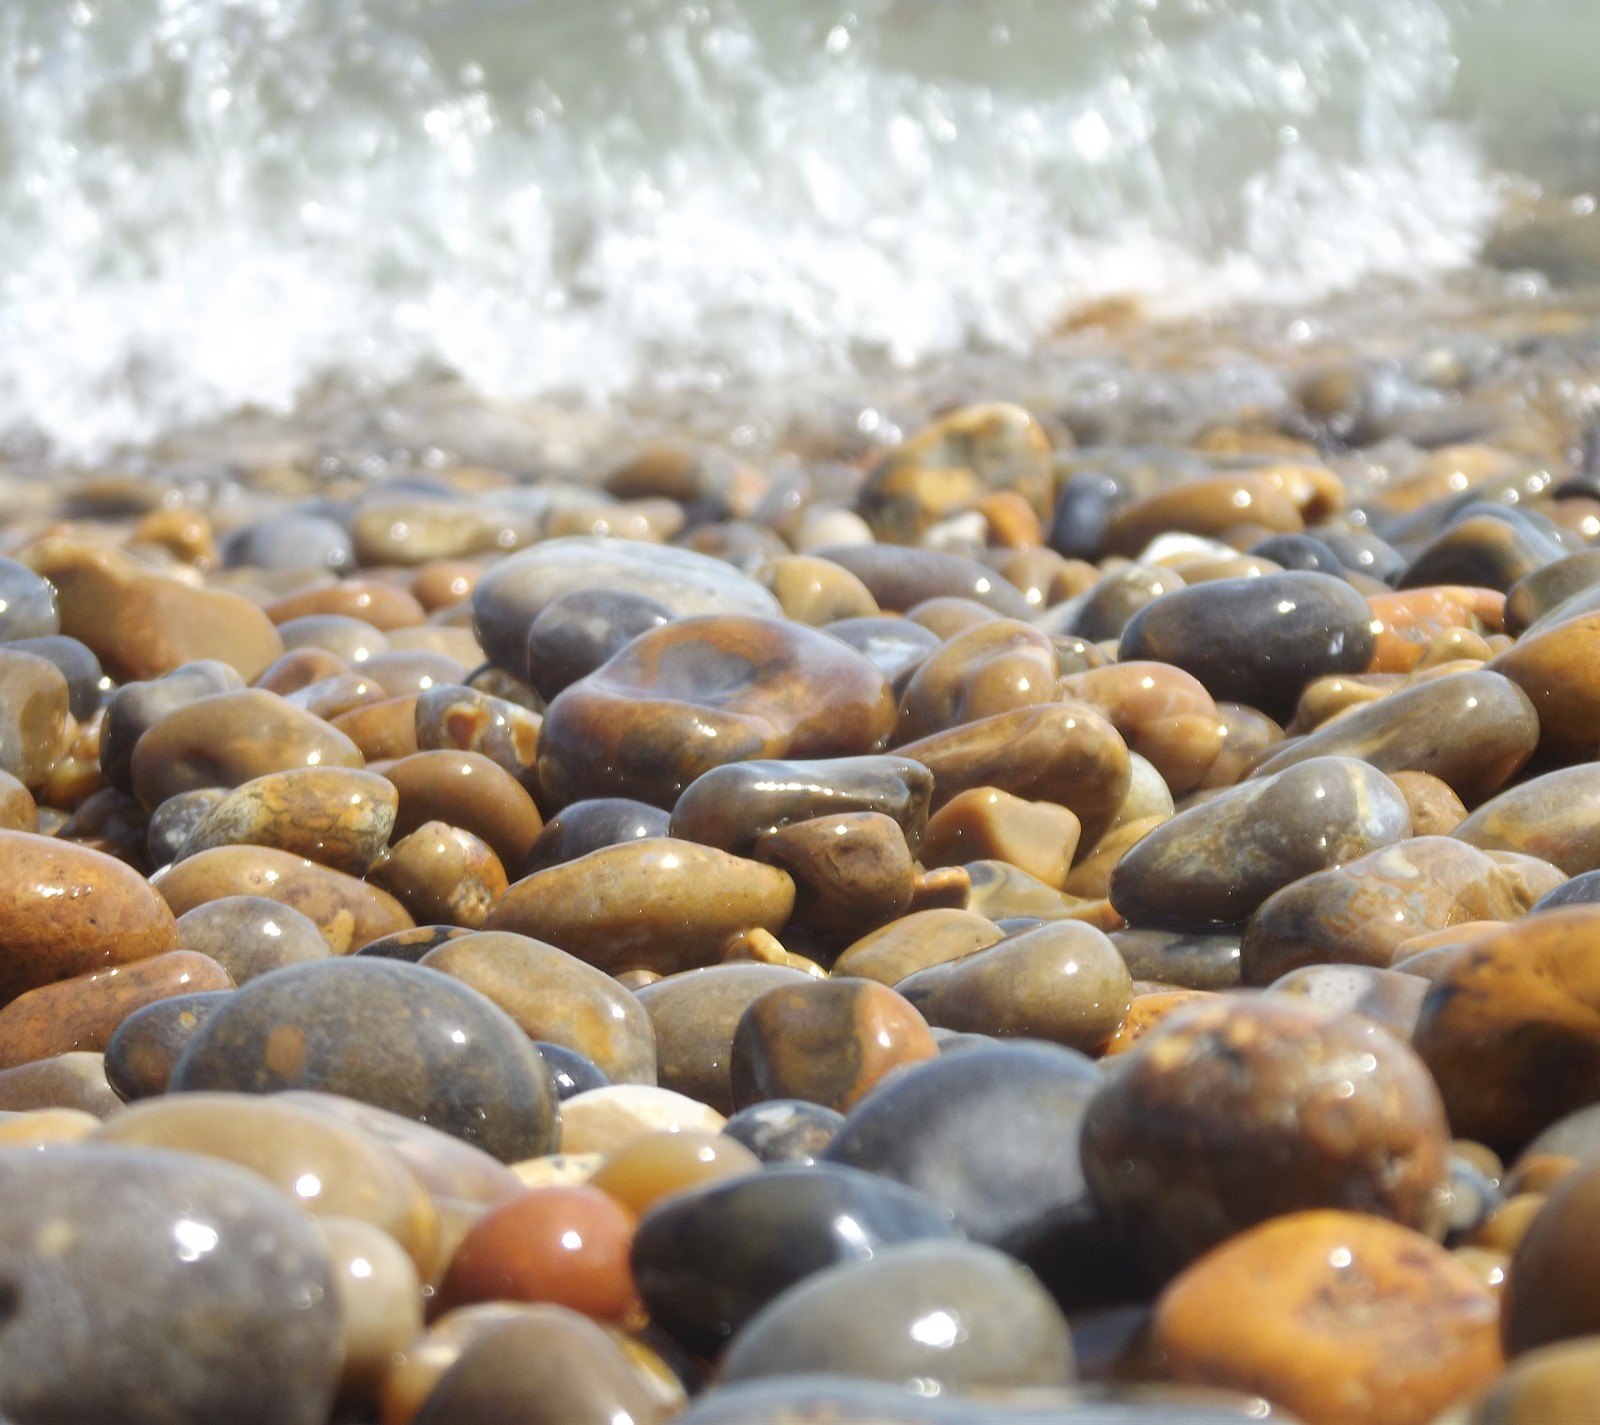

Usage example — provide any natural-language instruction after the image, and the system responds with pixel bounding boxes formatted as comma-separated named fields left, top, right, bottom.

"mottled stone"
left=104, top=989, right=234, bottom=1098
left=472, top=535, right=780, bottom=680
left=1248, top=670, right=1539, bottom=806
left=370, top=822, right=508, bottom=928
left=174, top=896, right=330, bottom=982
left=169, top=958, right=559, bottom=1162
left=1454, top=765, right=1600, bottom=875
left=0, top=829, right=180, bottom=1007
left=523, top=796, right=669, bottom=874
left=485, top=838, right=794, bottom=977
left=24, top=538, right=285, bottom=683
left=0, top=1145, right=341, bottom=1424
left=1082, top=996, right=1453, bottom=1280
left=631, top=1163, right=960, bottom=1356
left=0, top=555, right=60, bottom=641
left=1119, top=571, right=1375, bottom=722
left=635, top=963, right=812, bottom=1115
left=1413, top=909, right=1600, bottom=1155
left=412, top=1307, right=669, bottom=1425
left=538, top=614, right=895, bottom=810
left=174, top=766, right=397, bottom=874
left=896, top=619, right=1059, bottom=741
left=420, top=930, right=656, bottom=1084
left=1154, top=1210, right=1501, bottom=1425
left=1390, top=769, right=1469, bottom=836
left=414, top=681, right=541, bottom=787
left=1241, top=836, right=1564, bottom=984
left=723, top=1099, right=846, bottom=1165
left=0, top=647, right=70, bottom=786
left=1367, top=586, right=1505, bottom=674
left=1110, top=926, right=1243, bottom=990
left=383, top=748, right=544, bottom=870
left=721, top=1239, right=1075, bottom=1391
left=730, top=977, right=938, bottom=1113
left=671, top=754, right=933, bottom=858
left=156, top=845, right=414, bottom=952
left=812, top=543, right=1033, bottom=618
left=899, top=701, right=1130, bottom=844
left=896, top=921, right=1132, bottom=1051
left=1111, top=757, right=1412, bottom=925
left=752, top=811, right=914, bottom=936
left=0, top=949, right=233, bottom=1070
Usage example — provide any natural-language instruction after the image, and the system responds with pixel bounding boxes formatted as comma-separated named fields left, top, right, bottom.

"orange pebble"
left=1366, top=586, right=1506, bottom=673
left=436, top=1186, right=643, bottom=1326
left=588, top=1128, right=761, bottom=1216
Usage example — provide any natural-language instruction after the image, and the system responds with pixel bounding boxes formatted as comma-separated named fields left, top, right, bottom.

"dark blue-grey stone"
left=722, top=1099, right=845, bottom=1165
left=522, top=797, right=670, bottom=875
left=525, top=587, right=675, bottom=703
left=1, top=635, right=104, bottom=719
left=101, top=661, right=246, bottom=794
left=0, top=557, right=59, bottom=642
left=221, top=514, right=353, bottom=572
left=531, top=1040, right=610, bottom=1099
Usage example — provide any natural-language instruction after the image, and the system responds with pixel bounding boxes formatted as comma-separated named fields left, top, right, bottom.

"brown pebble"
left=0, top=648, right=71, bottom=787
left=178, top=767, right=398, bottom=874
left=1389, top=769, right=1469, bottom=836
left=265, top=580, right=427, bottom=631
left=383, top=749, right=544, bottom=871
left=918, top=787, right=1081, bottom=890
left=371, top=823, right=508, bottom=929
left=1504, top=1159, right=1600, bottom=1355
left=831, top=907, right=1003, bottom=986
left=751, top=810, right=914, bottom=936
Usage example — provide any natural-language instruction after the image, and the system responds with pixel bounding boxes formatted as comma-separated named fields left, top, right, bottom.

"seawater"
left=0, top=0, right=1594, bottom=462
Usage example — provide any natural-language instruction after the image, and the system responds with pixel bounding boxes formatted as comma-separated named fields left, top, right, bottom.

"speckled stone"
left=1453, top=765, right=1600, bottom=875
left=1247, top=669, right=1540, bottom=806
left=0, top=829, right=181, bottom=1007
left=104, top=989, right=234, bottom=1098
left=0, top=949, right=234, bottom=1070
left=175, top=766, right=397, bottom=873
left=722, top=1099, right=846, bottom=1165
left=898, top=701, right=1130, bottom=845
left=1081, top=996, right=1452, bottom=1280
left=720, top=1239, right=1075, bottom=1391
left=896, top=921, right=1132, bottom=1051
left=1154, top=1210, right=1501, bottom=1425
left=420, top=930, right=657, bottom=1084
left=156, top=845, right=415, bottom=953
left=0, top=1145, right=340, bottom=1424
left=1118, top=571, right=1376, bottom=722
left=1412, top=908, right=1600, bottom=1155
left=472, top=535, right=781, bottom=680
left=538, top=614, right=895, bottom=810
left=24, top=538, right=286, bottom=683
left=1241, top=836, right=1564, bottom=983
left=634, top=963, right=812, bottom=1114
left=168, top=957, right=559, bottom=1162
left=174, top=896, right=330, bottom=982
left=485, top=838, right=794, bottom=977
left=1110, top=757, right=1412, bottom=925
left=369, top=822, right=508, bottom=928
left=730, top=976, right=938, bottom=1112
left=631, top=1162, right=961, bottom=1356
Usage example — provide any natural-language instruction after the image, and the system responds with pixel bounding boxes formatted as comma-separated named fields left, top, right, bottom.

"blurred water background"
left=1, top=0, right=1596, bottom=462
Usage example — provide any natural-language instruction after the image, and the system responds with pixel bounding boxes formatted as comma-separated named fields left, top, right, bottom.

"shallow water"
left=1, top=0, right=1596, bottom=464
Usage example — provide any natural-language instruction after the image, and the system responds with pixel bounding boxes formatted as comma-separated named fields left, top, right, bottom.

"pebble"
left=1081, top=996, right=1452, bottom=1280
left=538, top=613, right=896, bottom=809
left=173, top=896, right=331, bottom=981
left=894, top=920, right=1133, bottom=1051
left=524, top=586, right=674, bottom=701
left=811, top=542, right=1034, bottom=617
left=557, top=1084, right=726, bottom=1155
left=99, top=658, right=245, bottom=793
left=383, top=748, right=545, bottom=870
left=588, top=1126, right=762, bottom=1216
left=1453, top=764, right=1600, bottom=874
left=1153, top=1210, right=1502, bottom=1425
left=369, top=820, right=508, bottom=927
left=0, top=555, right=60, bottom=641
left=103, top=988, right=234, bottom=1098
left=522, top=795, right=668, bottom=873
left=1486, top=610, right=1600, bottom=761
left=751, top=810, right=915, bottom=936
left=0, top=646, right=71, bottom=785
left=1112, top=756, right=1411, bottom=925
left=730, top=976, right=939, bottom=1112
left=1118, top=570, right=1375, bottom=721
left=630, top=1160, right=958, bottom=1356
left=0, top=1145, right=341, bottom=1423
left=419, top=929, right=658, bottom=1083
left=485, top=837, right=794, bottom=977
left=722, top=1098, right=846, bottom=1164
left=413, top=681, right=541, bottom=787
left=720, top=1239, right=1075, bottom=1391
left=831, top=906, right=1004, bottom=985
left=1241, top=836, right=1564, bottom=983
left=167, top=957, right=561, bottom=1162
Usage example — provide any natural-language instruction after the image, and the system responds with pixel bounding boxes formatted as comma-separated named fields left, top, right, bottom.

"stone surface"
left=1110, top=757, right=1412, bottom=925
left=538, top=614, right=896, bottom=810
left=751, top=810, right=915, bottom=936
left=522, top=796, right=668, bottom=874
left=722, top=1098, right=846, bottom=1165
left=730, top=976, right=939, bottom=1112
left=420, top=929, right=657, bottom=1084
left=1082, top=996, right=1453, bottom=1280
left=0, top=647, right=70, bottom=786
left=0, top=1145, right=340, bottom=1424
left=1118, top=570, right=1375, bottom=721
left=895, top=618, right=1060, bottom=741
left=485, top=838, right=795, bottom=977
left=383, top=748, right=545, bottom=871
left=1413, top=908, right=1600, bottom=1155
left=1266, top=963, right=1430, bottom=1040
left=0, top=555, right=60, bottom=642
left=524, top=586, right=674, bottom=702
left=174, top=896, right=331, bottom=982
left=895, top=921, right=1132, bottom=1051
left=1487, top=610, right=1600, bottom=761
left=587, top=1126, right=761, bottom=1217
left=919, top=787, right=1082, bottom=890
left=99, top=659, right=245, bottom=793
left=832, top=907, right=1002, bottom=985
left=1153, top=1210, right=1502, bottom=1425
left=558, top=1084, right=726, bottom=1155
left=1453, top=764, right=1600, bottom=875
left=631, top=1163, right=961, bottom=1356
left=721, top=1239, right=1075, bottom=1391
left=104, top=988, right=234, bottom=1098
left=1247, top=669, right=1540, bottom=806
left=811, top=542, right=1034, bottom=618
left=1503, top=1159, right=1600, bottom=1355
left=1058, top=660, right=1228, bottom=796
left=369, top=821, right=508, bottom=928
left=156, top=844, right=415, bottom=953
left=0, top=1051, right=123, bottom=1116
left=177, top=766, right=397, bottom=873
left=168, top=957, right=560, bottom=1162
left=0, top=829, right=181, bottom=1007
left=1241, top=836, right=1564, bottom=984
